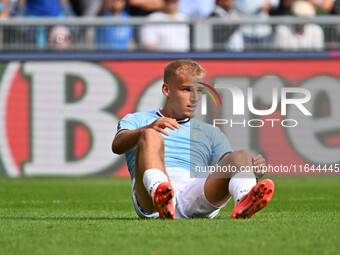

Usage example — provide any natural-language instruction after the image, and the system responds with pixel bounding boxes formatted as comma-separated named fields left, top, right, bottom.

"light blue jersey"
left=116, top=109, right=232, bottom=179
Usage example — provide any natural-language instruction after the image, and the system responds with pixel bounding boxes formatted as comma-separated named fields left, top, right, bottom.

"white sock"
left=228, top=171, right=256, bottom=205
left=142, top=168, right=168, bottom=197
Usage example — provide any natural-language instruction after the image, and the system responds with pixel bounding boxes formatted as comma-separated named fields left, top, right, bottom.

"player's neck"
left=159, top=107, right=186, bottom=121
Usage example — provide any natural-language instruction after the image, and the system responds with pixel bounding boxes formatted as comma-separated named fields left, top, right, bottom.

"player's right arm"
left=112, top=117, right=179, bottom=155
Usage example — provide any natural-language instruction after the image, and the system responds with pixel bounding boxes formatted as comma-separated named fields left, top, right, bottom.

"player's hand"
left=253, top=154, right=267, bottom=179
left=147, top=117, right=179, bottom=136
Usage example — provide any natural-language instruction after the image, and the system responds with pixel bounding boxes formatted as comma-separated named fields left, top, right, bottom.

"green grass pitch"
left=0, top=177, right=339, bottom=255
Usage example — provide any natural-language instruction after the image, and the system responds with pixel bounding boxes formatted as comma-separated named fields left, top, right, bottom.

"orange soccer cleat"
left=153, top=182, right=176, bottom=220
left=231, top=179, right=275, bottom=219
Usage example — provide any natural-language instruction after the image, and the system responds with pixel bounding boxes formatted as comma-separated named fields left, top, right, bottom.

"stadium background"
left=0, top=56, right=339, bottom=177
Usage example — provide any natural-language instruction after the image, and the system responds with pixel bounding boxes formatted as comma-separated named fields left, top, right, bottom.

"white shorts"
left=131, top=167, right=231, bottom=219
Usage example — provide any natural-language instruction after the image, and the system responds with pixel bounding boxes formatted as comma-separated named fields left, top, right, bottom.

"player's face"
left=165, top=75, right=204, bottom=119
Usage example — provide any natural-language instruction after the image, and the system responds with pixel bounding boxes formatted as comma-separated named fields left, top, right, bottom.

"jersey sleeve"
left=211, top=127, right=233, bottom=165
left=116, top=113, right=141, bottom=134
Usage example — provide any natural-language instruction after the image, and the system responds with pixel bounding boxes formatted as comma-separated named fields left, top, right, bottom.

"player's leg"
left=204, top=150, right=274, bottom=219
left=204, top=150, right=254, bottom=206
left=174, top=150, right=253, bottom=218
left=230, top=178, right=274, bottom=219
left=134, top=128, right=175, bottom=219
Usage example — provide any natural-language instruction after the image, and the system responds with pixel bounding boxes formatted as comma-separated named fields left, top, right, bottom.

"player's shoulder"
left=123, top=109, right=158, bottom=120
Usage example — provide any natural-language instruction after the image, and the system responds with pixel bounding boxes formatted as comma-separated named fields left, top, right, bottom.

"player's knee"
left=230, top=149, right=253, bottom=166
left=138, top=128, right=164, bottom=149
left=238, top=149, right=253, bottom=159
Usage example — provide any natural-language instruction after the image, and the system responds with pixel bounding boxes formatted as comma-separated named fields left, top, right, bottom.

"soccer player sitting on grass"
left=112, top=59, right=274, bottom=219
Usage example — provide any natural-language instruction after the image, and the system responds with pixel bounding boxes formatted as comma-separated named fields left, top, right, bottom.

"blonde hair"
left=164, top=59, right=206, bottom=84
